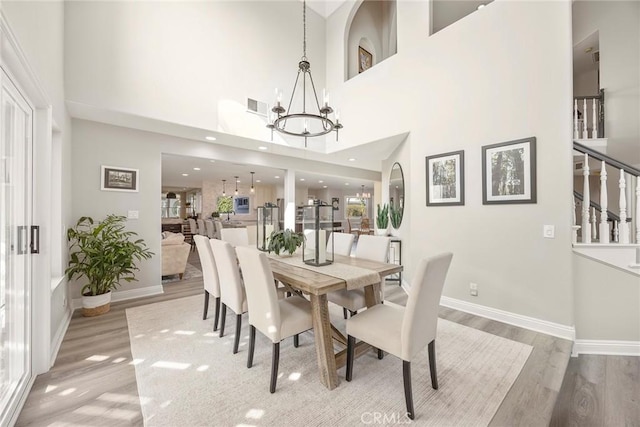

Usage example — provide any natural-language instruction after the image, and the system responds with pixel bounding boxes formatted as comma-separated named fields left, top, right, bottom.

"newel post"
left=582, top=154, right=591, bottom=243
left=619, top=169, right=629, bottom=244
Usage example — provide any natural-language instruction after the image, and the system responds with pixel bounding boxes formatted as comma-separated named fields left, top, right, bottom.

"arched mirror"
left=389, top=162, right=404, bottom=229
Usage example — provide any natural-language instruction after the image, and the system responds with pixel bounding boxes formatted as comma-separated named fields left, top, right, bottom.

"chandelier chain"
left=303, top=0, right=307, bottom=59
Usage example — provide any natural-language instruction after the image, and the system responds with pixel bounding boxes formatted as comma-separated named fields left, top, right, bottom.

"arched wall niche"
left=345, top=0, right=397, bottom=81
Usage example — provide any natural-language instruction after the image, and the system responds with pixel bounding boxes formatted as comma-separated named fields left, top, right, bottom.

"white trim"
left=440, top=296, right=575, bottom=341
left=71, top=286, right=164, bottom=310
left=50, top=308, right=72, bottom=367
left=3, top=375, right=36, bottom=427
left=51, top=276, right=66, bottom=292
left=573, top=340, right=640, bottom=357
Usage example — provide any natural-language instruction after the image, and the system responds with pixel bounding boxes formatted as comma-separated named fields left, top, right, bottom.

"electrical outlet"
left=128, top=210, right=139, bottom=219
left=470, top=282, right=478, bottom=297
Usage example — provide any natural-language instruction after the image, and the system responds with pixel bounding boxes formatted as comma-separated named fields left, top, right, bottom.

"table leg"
left=310, top=294, right=339, bottom=390
left=364, top=282, right=381, bottom=308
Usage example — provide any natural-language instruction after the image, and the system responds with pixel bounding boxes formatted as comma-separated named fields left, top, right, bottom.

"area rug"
left=161, top=263, right=202, bottom=284
left=127, top=295, right=532, bottom=426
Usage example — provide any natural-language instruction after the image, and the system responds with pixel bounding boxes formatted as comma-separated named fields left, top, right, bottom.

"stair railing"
left=573, top=141, right=639, bottom=244
left=573, top=89, right=605, bottom=140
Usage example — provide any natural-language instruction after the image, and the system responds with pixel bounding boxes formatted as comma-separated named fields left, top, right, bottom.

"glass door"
left=0, top=68, right=34, bottom=424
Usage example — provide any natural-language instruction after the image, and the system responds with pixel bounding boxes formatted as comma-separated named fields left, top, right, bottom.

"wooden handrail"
left=573, top=141, right=640, bottom=177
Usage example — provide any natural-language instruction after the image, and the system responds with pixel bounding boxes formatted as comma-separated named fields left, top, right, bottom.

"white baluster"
left=582, top=153, right=591, bottom=243
left=591, top=207, right=597, bottom=240
left=574, top=99, right=579, bottom=139
left=582, top=99, right=588, bottom=139
left=612, top=220, right=619, bottom=243
left=636, top=177, right=640, bottom=243
left=572, top=196, right=580, bottom=244
left=599, top=161, right=609, bottom=243
left=592, top=99, right=598, bottom=139
left=619, top=169, right=629, bottom=244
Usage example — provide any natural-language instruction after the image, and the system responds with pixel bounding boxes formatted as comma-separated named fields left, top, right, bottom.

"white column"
left=283, top=169, right=296, bottom=231
left=582, top=154, right=591, bottom=243
left=599, top=161, right=609, bottom=243
left=619, top=169, right=629, bottom=244
left=635, top=176, right=640, bottom=243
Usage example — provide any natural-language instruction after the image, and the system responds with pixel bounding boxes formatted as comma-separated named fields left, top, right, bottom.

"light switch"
left=543, top=225, right=555, bottom=238
left=128, top=210, right=139, bottom=219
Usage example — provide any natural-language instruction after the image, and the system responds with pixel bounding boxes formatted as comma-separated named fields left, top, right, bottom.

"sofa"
left=161, top=232, right=191, bottom=279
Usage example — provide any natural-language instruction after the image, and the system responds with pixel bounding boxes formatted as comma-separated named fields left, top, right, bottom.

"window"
left=161, top=194, right=181, bottom=218
left=345, top=196, right=368, bottom=218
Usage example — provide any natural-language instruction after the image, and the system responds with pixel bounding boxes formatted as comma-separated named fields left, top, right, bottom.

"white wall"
left=573, top=0, right=640, bottom=165
left=64, top=1, right=326, bottom=140
left=327, top=0, right=574, bottom=326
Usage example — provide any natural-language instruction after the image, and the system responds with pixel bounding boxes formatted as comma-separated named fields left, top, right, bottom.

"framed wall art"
left=358, top=46, right=372, bottom=73
left=482, top=137, right=536, bottom=204
left=426, top=150, right=464, bottom=206
left=101, top=165, right=139, bottom=192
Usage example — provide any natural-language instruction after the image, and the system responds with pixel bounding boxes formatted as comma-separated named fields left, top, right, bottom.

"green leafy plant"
left=267, top=229, right=304, bottom=255
left=66, top=215, right=154, bottom=296
left=376, top=203, right=389, bottom=229
left=390, top=204, right=403, bottom=229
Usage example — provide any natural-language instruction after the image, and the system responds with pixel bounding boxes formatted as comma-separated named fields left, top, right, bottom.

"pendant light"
left=234, top=176, right=239, bottom=196
left=250, top=172, right=255, bottom=193
left=222, top=179, right=226, bottom=196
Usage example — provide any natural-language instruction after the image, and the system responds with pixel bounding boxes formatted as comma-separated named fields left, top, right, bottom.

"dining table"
left=268, top=253, right=403, bottom=390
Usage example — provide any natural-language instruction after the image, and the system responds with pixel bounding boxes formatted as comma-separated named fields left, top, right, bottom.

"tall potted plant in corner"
left=376, top=203, right=390, bottom=236
left=66, top=215, right=154, bottom=317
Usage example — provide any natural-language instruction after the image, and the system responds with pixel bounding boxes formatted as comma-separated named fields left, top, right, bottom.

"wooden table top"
left=269, top=254, right=402, bottom=296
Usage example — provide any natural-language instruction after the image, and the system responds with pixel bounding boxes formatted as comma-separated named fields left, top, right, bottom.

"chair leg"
left=213, top=297, right=220, bottom=331
left=349, top=310, right=357, bottom=317
left=219, top=304, right=227, bottom=338
left=270, top=342, right=280, bottom=393
left=202, top=290, right=210, bottom=320
left=233, top=314, right=242, bottom=354
left=403, top=360, right=415, bottom=420
left=428, top=339, right=438, bottom=390
left=293, top=334, right=299, bottom=348
left=247, top=325, right=256, bottom=368
left=346, top=335, right=355, bottom=381
left=377, top=348, right=384, bottom=359
left=179, top=273, right=184, bottom=280
left=343, top=307, right=348, bottom=320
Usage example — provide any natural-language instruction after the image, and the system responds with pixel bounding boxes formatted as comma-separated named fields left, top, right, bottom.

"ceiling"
left=573, top=31, right=599, bottom=77
left=162, top=154, right=379, bottom=193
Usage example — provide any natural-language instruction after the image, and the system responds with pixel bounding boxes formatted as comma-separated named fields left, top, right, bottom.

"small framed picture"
left=482, top=137, right=537, bottom=204
left=331, top=197, right=339, bottom=210
left=426, top=150, right=464, bottom=206
left=358, top=46, right=372, bottom=73
left=101, top=165, right=139, bottom=192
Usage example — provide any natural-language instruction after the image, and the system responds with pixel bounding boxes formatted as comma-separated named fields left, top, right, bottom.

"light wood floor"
left=15, top=252, right=635, bottom=426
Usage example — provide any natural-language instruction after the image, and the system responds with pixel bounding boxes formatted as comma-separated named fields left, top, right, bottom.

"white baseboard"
left=573, top=340, right=640, bottom=357
left=50, top=307, right=73, bottom=367
left=440, top=296, right=575, bottom=341
left=72, top=285, right=164, bottom=310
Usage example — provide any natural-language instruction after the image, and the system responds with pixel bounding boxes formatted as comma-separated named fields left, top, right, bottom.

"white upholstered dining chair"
left=246, top=225, right=257, bottom=246
left=188, top=218, right=199, bottom=235
left=193, top=235, right=221, bottom=331
left=327, top=234, right=390, bottom=319
left=209, top=238, right=248, bottom=354
left=220, top=227, right=249, bottom=247
left=235, top=246, right=313, bottom=393
left=204, top=219, right=216, bottom=239
left=197, top=219, right=207, bottom=236
left=346, top=252, right=453, bottom=420
left=326, top=232, right=355, bottom=257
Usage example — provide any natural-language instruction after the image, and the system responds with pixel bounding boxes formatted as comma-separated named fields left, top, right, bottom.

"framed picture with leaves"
left=426, top=150, right=464, bottom=206
left=482, top=137, right=537, bottom=204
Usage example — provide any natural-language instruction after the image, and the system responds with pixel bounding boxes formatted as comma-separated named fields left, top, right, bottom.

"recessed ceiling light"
left=345, top=182, right=350, bottom=186
left=258, top=146, right=268, bottom=150
left=323, top=185, right=327, bottom=188
left=477, top=3, right=485, bottom=10
left=256, top=179, right=261, bottom=183
left=182, top=173, right=189, bottom=176
left=193, top=167, right=201, bottom=171
left=210, top=160, right=215, bottom=163
left=348, top=158, right=356, bottom=162
left=300, top=178, right=305, bottom=181
left=205, top=136, right=216, bottom=141
left=274, top=175, right=280, bottom=179
left=318, top=180, right=324, bottom=183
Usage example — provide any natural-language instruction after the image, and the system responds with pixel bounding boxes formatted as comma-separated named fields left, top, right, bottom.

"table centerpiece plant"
left=267, top=229, right=304, bottom=256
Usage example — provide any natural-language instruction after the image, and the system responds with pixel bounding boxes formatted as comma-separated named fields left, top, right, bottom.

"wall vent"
left=247, top=98, right=268, bottom=117
left=592, top=51, right=600, bottom=63
left=575, top=161, right=584, bottom=170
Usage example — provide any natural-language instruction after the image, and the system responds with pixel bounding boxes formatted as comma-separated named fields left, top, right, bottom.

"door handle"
left=30, top=225, right=40, bottom=254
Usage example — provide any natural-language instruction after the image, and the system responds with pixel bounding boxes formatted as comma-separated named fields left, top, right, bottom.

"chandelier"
left=267, top=0, right=342, bottom=147
left=357, top=185, right=371, bottom=199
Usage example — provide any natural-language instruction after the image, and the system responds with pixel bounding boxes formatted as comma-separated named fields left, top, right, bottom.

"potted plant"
left=267, top=229, right=304, bottom=256
left=66, top=215, right=154, bottom=317
left=376, top=203, right=390, bottom=236
left=390, top=204, right=402, bottom=231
